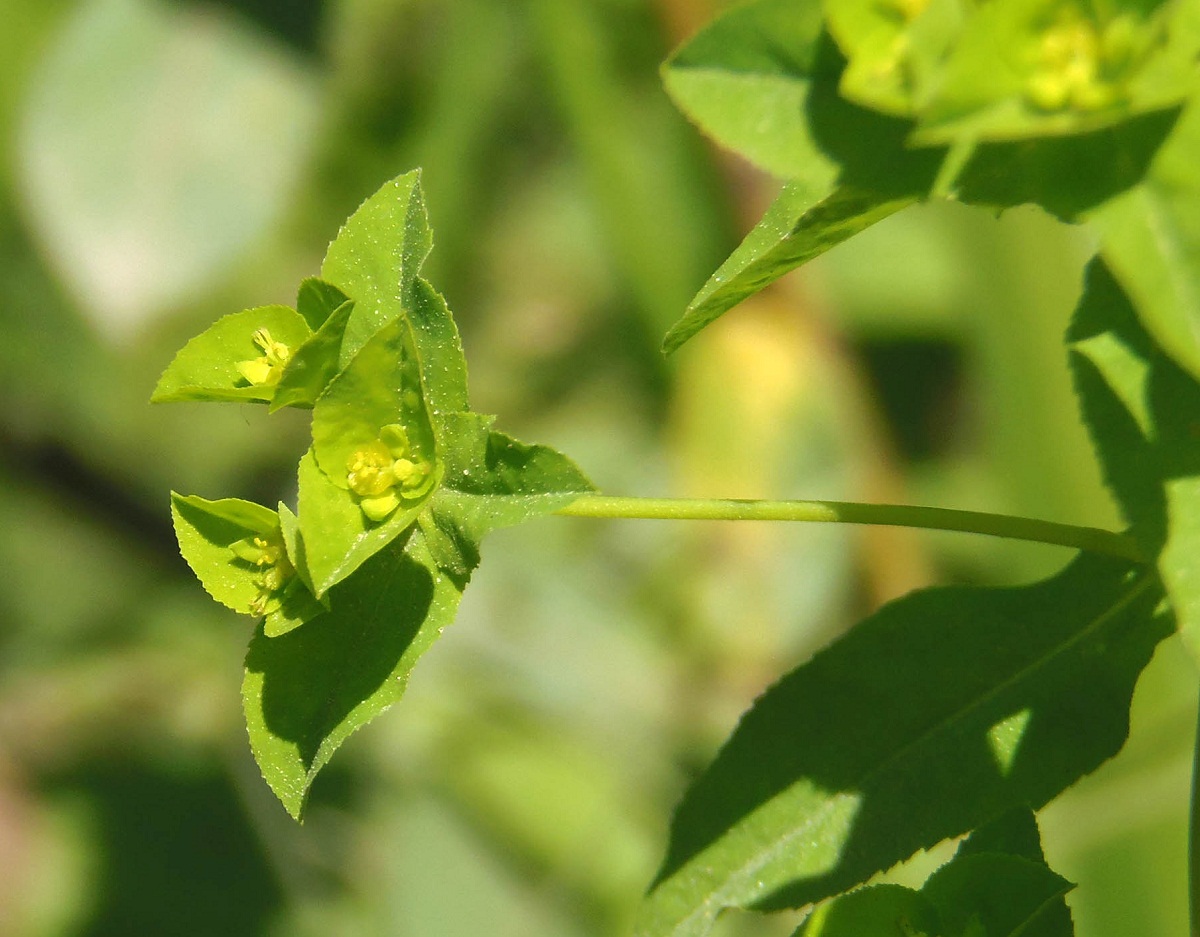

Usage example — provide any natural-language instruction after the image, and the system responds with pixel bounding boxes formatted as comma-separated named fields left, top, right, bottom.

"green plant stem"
left=555, top=495, right=1144, bottom=561
left=1191, top=694, right=1200, bottom=937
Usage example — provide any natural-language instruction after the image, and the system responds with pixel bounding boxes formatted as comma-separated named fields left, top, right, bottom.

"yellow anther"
left=231, top=528, right=294, bottom=618
left=347, top=442, right=397, bottom=497
left=236, top=328, right=292, bottom=386
left=1025, top=12, right=1125, bottom=112
left=346, top=427, right=435, bottom=521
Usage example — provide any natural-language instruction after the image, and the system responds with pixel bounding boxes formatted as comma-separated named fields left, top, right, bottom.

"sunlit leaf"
left=150, top=305, right=311, bottom=403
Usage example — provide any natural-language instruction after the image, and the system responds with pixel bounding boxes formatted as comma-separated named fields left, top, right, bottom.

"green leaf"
left=793, top=884, right=939, bottom=937
left=320, top=169, right=434, bottom=365
left=956, top=806, right=1048, bottom=863
left=912, top=0, right=1199, bottom=146
left=431, top=411, right=595, bottom=545
left=1069, top=258, right=1200, bottom=663
left=1089, top=99, right=1200, bottom=381
left=295, top=276, right=350, bottom=331
left=171, top=493, right=321, bottom=632
left=824, top=0, right=967, bottom=118
left=954, top=108, right=1178, bottom=219
left=922, top=854, right=1074, bottom=937
left=662, top=182, right=914, bottom=354
left=269, top=299, right=355, bottom=412
left=150, top=305, right=312, bottom=403
left=407, top=276, right=471, bottom=415
left=296, top=448, right=430, bottom=599
left=243, top=524, right=471, bottom=819
left=636, top=553, right=1166, bottom=937
left=661, top=0, right=835, bottom=179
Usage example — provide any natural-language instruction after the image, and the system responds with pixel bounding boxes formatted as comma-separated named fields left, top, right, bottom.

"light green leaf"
left=1069, top=258, right=1200, bottom=663
left=171, top=493, right=320, bottom=631
left=1090, top=99, right=1200, bottom=381
left=320, top=169, right=433, bottom=365
left=270, top=299, right=355, bottom=412
left=295, top=276, right=350, bottom=331
left=662, top=182, right=914, bottom=354
left=407, top=276, right=471, bottom=415
left=296, top=448, right=430, bottom=599
left=793, top=884, right=939, bottom=937
left=243, top=525, right=470, bottom=819
left=661, top=0, right=834, bottom=179
left=636, top=553, right=1166, bottom=937
left=150, top=305, right=312, bottom=403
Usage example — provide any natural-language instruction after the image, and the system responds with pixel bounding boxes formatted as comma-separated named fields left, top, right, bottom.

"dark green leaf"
left=636, top=553, right=1166, bottom=937
left=1069, top=257, right=1200, bottom=662
left=150, top=305, right=311, bottom=404
left=243, top=525, right=472, bottom=819
left=295, top=276, right=350, bottom=331
left=662, top=182, right=914, bottom=354
left=270, top=299, right=355, bottom=412
left=922, top=854, right=1074, bottom=937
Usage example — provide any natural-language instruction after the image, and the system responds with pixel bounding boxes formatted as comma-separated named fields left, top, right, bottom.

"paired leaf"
left=243, top=525, right=469, bottom=819
left=1069, top=257, right=1200, bottom=663
left=637, top=552, right=1166, bottom=937
left=295, top=276, right=350, bottom=331
left=170, top=493, right=323, bottom=634
left=150, top=305, right=311, bottom=404
left=270, top=299, right=355, bottom=412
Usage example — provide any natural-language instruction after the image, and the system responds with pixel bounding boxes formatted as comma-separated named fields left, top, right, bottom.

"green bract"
left=155, top=170, right=594, bottom=817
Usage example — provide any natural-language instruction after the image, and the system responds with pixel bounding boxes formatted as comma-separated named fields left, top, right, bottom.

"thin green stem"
left=555, top=495, right=1144, bottom=562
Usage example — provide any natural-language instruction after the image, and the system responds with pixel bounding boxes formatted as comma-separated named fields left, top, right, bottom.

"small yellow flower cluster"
left=1025, top=13, right=1137, bottom=112
left=236, top=328, right=292, bottom=387
left=231, top=531, right=294, bottom=616
left=346, top=423, right=435, bottom=522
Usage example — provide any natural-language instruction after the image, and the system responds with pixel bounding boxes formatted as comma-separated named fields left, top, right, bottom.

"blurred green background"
left=0, top=0, right=1195, bottom=934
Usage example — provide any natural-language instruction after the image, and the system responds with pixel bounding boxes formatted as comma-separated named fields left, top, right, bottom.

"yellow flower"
left=231, top=530, right=294, bottom=616
left=345, top=423, right=435, bottom=522
left=236, top=328, right=292, bottom=386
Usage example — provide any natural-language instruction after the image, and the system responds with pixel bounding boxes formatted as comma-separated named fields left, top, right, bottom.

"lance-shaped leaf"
left=170, top=493, right=323, bottom=634
left=243, top=525, right=468, bottom=819
left=151, top=305, right=312, bottom=404
left=320, top=169, right=433, bottom=365
left=1090, top=98, right=1200, bottom=382
left=1069, top=258, right=1200, bottom=664
left=636, top=552, right=1166, bottom=937
left=662, top=183, right=914, bottom=354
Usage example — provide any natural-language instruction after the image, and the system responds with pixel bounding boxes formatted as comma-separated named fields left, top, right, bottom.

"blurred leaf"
left=913, top=0, right=1200, bottom=146
left=661, top=0, right=835, bottom=179
left=17, top=0, right=318, bottom=336
left=1069, top=258, right=1200, bottom=664
left=150, top=305, right=311, bottom=404
left=922, top=854, right=1074, bottom=937
left=1090, top=99, right=1200, bottom=381
left=662, top=182, right=914, bottom=353
left=636, top=553, right=1166, bottom=937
